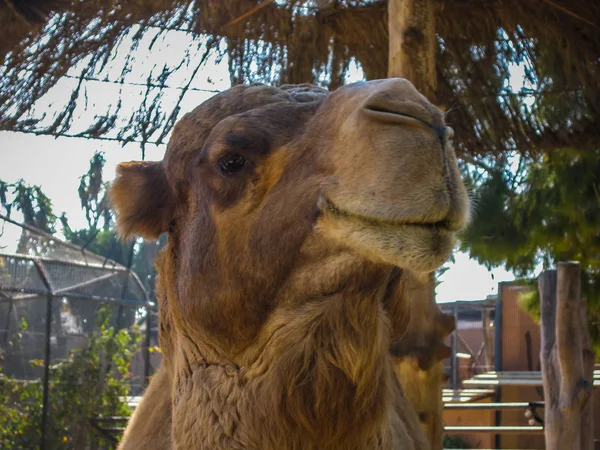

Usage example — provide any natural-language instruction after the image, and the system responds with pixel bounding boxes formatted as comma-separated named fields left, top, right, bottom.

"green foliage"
left=77, top=153, right=112, bottom=232
left=0, top=179, right=56, bottom=233
left=60, top=152, right=115, bottom=256
left=442, top=435, right=470, bottom=448
left=462, top=148, right=600, bottom=348
left=59, top=152, right=167, bottom=297
left=0, top=308, right=142, bottom=449
left=64, top=227, right=133, bottom=266
left=463, top=149, right=600, bottom=277
left=517, top=290, right=541, bottom=325
left=507, top=278, right=540, bottom=324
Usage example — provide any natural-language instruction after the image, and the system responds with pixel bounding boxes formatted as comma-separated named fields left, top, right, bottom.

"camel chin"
left=317, top=195, right=456, bottom=273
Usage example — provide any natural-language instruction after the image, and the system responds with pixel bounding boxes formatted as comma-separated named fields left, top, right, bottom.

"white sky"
left=0, top=25, right=529, bottom=304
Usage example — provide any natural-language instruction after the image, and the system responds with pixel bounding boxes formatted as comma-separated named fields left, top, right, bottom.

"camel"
left=110, top=79, right=469, bottom=450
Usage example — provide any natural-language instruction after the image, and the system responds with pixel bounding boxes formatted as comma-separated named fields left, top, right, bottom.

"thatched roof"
left=0, top=0, right=598, bottom=157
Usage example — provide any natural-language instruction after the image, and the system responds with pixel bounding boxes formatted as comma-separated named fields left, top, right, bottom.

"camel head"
left=110, top=78, right=468, bottom=354
left=110, top=79, right=469, bottom=449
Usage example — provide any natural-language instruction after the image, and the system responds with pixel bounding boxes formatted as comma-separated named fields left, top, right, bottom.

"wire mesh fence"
left=0, top=214, right=157, bottom=448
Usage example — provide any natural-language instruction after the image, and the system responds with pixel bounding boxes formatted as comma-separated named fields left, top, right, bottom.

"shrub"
left=0, top=308, right=142, bottom=449
left=443, top=434, right=470, bottom=448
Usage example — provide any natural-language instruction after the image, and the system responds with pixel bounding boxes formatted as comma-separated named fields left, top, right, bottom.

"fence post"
left=144, top=306, right=152, bottom=387
left=482, top=306, right=492, bottom=370
left=493, top=282, right=505, bottom=450
left=33, top=260, right=54, bottom=450
left=539, top=262, right=594, bottom=450
left=451, top=301, right=459, bottom=389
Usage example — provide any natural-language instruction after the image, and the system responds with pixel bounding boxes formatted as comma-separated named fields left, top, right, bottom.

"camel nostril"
left=432, top=126, right=455, bottom=149
left=433, top=125, right=446, bottom=145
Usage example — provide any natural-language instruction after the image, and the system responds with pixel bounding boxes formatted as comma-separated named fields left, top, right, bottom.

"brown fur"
left=389, top=273, right=455, bottom=370
left=112, top=80, right=469, bottom=450
left=110, top=161, right=175, bottom=239
left=391, top=273, right=455, bottom=449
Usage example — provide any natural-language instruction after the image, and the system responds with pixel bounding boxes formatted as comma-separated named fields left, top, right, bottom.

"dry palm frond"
left=0, top=0, right=598, bottom=156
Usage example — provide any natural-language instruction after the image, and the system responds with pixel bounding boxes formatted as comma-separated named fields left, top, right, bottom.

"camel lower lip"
left=318, top=196, right=450, bottom=232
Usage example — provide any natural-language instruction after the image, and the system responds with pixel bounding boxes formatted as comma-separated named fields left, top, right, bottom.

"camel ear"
left=109, top=161, right=175, bottom=239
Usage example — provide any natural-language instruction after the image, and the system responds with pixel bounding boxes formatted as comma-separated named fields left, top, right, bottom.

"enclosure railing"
left=0, top=214, right=155, bottom=449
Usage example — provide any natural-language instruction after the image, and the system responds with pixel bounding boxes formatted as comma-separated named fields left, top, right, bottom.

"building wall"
left=442, top=282, right=599, bottom=449
left=500, top=283, right=541, bottom=372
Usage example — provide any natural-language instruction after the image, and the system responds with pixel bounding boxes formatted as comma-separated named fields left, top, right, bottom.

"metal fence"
left=441, top=298, right=496, bottom=389
left=0, top=214, right=156, bottom=448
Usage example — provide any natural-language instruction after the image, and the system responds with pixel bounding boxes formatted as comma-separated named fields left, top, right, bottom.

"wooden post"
left=539, top=262, right=594, bottom=450
left=482, top=307, right=493, bottom=370
left=450, top=301, right=458, bottom=389
left=492, top=284, right=505, bottom=449
left=387, top=1, right=450, bottom=449
left=388, top=0, right=437, bottom=100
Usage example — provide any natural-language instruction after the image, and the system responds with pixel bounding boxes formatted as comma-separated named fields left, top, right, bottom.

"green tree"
left=60, top=152, right=166, bottom=297
left=0, top=179, right=56, bottom=233
left=461, top=148, right=600, bottom=348
left=60, top=152, right=125, bottom=262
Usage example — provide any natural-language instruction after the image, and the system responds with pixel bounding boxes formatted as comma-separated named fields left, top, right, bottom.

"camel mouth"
left=364, top=106, right=431, bottom=126
left=363, top=106, right=446, bottom=141
left=317, top=195, right=457, bottom=233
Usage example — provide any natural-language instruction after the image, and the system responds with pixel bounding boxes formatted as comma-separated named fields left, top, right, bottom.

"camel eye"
left=218, top=153, right=246, bottom=175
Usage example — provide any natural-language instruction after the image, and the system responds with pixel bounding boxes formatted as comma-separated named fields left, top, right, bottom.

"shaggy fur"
left=110, top=79, right=469, bottom=450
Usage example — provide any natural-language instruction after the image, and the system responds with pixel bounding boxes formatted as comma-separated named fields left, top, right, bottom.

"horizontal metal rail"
left=1, top=252, right=151, bottom=306
left=91, top=417, right=130, bottom=422
left=0, top=251, right=121, bottom=271
left=444, top=426, right=544, bottom=434
left=0, top=213, right=122, bottom=268
left=444, top=402, right=544, bottom=410
left=463, top=377, right=600, bottom=387
left=442, top=388, right=496, bottom=402
left=53, top=271, right=121, bottom=294
left=467, top=370, right=600, bottom=376
left=0, top=285, right=152, bottom=307
left=99, top=427, right=127, bottom=432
